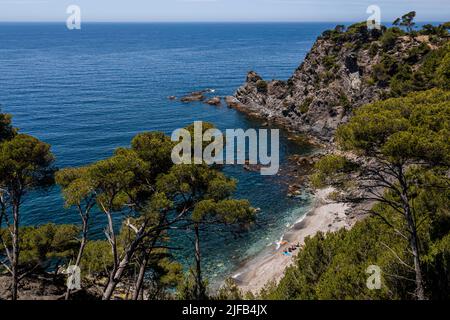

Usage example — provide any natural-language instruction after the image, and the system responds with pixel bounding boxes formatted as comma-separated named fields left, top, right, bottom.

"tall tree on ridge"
left=393, top=11, right=417, bottom=33
left=56, top=166, right=97, bottom=300
left=0, top=134, right=55, bottom=300
left=157, top=163, right=255, bottom=300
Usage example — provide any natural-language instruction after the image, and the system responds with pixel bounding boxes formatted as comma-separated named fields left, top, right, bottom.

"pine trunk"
left=11, top=203, right=19, bottom=301
left=194, top=224, right=204, bottom=300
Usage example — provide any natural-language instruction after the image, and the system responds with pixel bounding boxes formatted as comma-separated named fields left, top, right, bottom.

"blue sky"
left=0, top=0, right=448, bottom=22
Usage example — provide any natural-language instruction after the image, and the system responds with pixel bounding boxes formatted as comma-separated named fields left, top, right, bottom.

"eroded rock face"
left=225, top=96, right=242, bottom=108
left=233, top=29, right=440, bottom=143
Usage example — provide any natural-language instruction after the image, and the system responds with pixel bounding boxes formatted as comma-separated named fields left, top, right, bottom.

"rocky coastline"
left=228, top=29, right=441, bottom=143
left=223, top=24, right=440, bottom=294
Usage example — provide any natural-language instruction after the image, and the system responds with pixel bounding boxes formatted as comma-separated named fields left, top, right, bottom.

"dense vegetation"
left=1, top=13, right=449, bottom=300
left=264, top=89, right=450, bottom=300
left=0, top=114, right=255, bottom=300
left=320, top=15, right=450, bottom=99
left=257, top=14, right=450, bottom=301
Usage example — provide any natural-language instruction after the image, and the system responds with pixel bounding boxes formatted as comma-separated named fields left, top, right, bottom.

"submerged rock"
left=205, top=96, right=222, bottom=106
left=180, top=91, right=205, bottom=102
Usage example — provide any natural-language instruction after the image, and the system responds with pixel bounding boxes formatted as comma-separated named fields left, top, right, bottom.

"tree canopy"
left=294, top=88, right=450, bottom=300
left=0, top=110, right=15, bottom=143
left=0, top=134, right=55, bottom=192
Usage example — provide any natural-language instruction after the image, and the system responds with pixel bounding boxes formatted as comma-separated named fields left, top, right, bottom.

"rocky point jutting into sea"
left=226, top=23, right=446, bottom=144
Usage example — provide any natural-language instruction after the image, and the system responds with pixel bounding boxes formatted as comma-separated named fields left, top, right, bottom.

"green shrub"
left=435, top=52, right=450, bottom=90
left=365, top=77, right=376, bottom=86
left=0, top=223, right=79, bottom=271
left=318, top=71, right=335, bottom=84
left=344, top=42, right=356, bottom=50
left=406, top=43, right=431, bottom=64
left=372, top=54, right=399, bottom=84
left=346, top=22, right=370, bottom=40
left=80, top=240, right=113, bottom=276
left=322, top=55, right=337, bottom=70
left=379, top=27, right=403, bottom=50
left=390, top=65, right=415, bottom=96
left=310, top=155, right=355, bottom=189
left=256, top=80, right=268, bottom=93
left=368, top=43, right=379, bottom=57
left=418, top=23, right=449, bottom=37
left=339, top=93, right=351, bottom=111
left=298, top=97, right=313, bottom=114
left=388, top=42, right=449, bottom=95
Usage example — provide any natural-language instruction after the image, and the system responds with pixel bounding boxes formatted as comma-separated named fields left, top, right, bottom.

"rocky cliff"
left=231, top=23, right=449, bottom=143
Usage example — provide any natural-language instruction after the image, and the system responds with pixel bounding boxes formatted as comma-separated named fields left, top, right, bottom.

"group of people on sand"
left=282, top=242, right=300, bottom=257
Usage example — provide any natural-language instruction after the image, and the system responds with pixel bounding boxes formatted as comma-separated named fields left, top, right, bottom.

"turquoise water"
left=0, top=22, right=333, bottom=284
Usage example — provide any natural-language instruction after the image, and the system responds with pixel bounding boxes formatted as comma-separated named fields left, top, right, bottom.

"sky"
left=0, top=0, right=448, bottom=22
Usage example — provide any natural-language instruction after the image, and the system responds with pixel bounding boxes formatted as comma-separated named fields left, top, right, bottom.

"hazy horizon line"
left=0, top=19, right=443, bottom=24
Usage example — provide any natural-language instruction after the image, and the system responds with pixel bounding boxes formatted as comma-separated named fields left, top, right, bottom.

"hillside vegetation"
left=239, top=14, right=450, bottom=301
left=261, top=88, right=450, bottom=300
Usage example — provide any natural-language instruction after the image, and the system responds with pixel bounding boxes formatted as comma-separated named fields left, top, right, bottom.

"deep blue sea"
left=0, top=22, right=335, bottom=285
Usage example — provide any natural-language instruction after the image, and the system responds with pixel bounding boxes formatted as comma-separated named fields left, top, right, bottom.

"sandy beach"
left=232, top=187, right=353, bottom=294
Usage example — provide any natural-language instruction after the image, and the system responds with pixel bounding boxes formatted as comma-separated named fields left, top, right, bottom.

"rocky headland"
left=229, top=23, right=447, bottom=143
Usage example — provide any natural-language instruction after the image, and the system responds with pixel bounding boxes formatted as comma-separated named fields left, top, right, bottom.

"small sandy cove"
left=232, top=187, right=352, bottom=294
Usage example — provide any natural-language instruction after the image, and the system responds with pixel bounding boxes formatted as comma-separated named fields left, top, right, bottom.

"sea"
left=0, top=22, right=337, bottom=287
